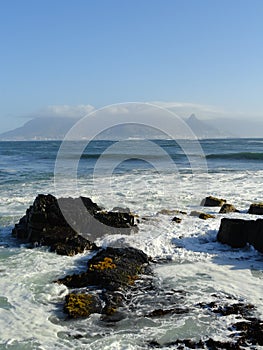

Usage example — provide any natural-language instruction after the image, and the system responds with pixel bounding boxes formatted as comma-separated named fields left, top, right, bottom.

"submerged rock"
left=201, top=195, right=226, bottom=207
left=146, top=307, right=189, bottom=318
left=219, top=203, right=240, bottom=214
left=190, top=211, right=215, bottom=220
left=149, top=299, right=262, bottom=349
left=12, top=194, right=138, bottom=255
left=230, top=319, right=263, bottom=346
left=248, top=203, right=263, bottom=215
left=217, top=217, right=263, bottom=252
left=158, top=209, right=187, bottom=216
left=172, top=216, right=182, bottom=223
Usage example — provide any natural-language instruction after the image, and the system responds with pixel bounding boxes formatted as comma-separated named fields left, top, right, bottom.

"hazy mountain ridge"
left=0, top=117, right=77, bottom=141
left=0, top=114, right=259, bottom=140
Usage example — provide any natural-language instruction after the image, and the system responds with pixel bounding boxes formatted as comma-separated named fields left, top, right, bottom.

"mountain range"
left=0, top=114, right=232, bottom=140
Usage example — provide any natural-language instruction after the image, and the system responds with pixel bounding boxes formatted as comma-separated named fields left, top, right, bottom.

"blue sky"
left=0, top=0, right=263, bottom=132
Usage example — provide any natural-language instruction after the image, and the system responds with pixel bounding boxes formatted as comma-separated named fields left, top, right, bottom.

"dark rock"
left=57, top=246, right=149, bottom=291
left=217, top=218, right=263, bottom=252
left=247, top=221, right=263, bottom=254
left=50, top=233, right=98, bottom=256
left=217, top=218, right=250, bottom=248
left=190, top=211, right=215, bottom=220
left=94, top=211, right=135, bottom=228
left=172, top=217, right=182, bottom=223
left=201, top=196, right=226, bottom=207
left=219, top=204, right=240, bottom=214
left=149, top=299, right=262, bottom=349
left=148, top=338, right=240, bottom=349
left=248, top=203, right=263, bottom=215
left=146, top=307, right=189, bottom=318
left=12, top=194, right=138, bottom=255
left=12, top=194, right=98, bottom=255
left=198, top=301, right=254, bottom=317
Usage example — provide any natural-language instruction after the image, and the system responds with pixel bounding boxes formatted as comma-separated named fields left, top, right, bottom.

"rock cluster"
left=12, top=194, right=150, bottom=319
left=149, top=299, right=263, bottom=349
left=56, top=246, right=150, bottom=318
left=11, top=193, right=263, bottom=330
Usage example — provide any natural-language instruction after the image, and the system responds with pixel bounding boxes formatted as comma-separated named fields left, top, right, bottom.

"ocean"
left=0, top=138, right=263, bottom=349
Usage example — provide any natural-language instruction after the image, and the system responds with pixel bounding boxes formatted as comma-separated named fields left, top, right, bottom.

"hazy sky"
left=1, top=0, right=263, bottom=132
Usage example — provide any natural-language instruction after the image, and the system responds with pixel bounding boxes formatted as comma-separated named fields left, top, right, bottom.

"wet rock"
left=149, top=299, right=262, bottom=349
left=172, top=217, right=182, bottom=223
left=57, top=246, right=149, bottom=291
left=201, top=195, right=226, bottom=207
left=248, top=203, right=263, bottom=215
left=217, top=217, right=263, bottom=252
left=12, top=194, right=99, bottom=255
left=219, top=203, right=240, bottom=214
left=146, top=307, right=189, bottom=318
left=190, top=211, right=215, bottom=220
left=12, top=194, right=138, bottom=255
left=94, top=211, right=135, bottom=228
left=217, top=218, right=250, bottom=248
left=50, top=233, right=98, bottom=256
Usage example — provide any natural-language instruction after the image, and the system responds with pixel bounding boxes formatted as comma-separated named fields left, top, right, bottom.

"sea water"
left=0, top=139, right=263, bottom=349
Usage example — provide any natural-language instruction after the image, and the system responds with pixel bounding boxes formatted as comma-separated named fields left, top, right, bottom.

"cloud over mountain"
left=1, top=102, right=262, bottom=140
left=24, top=104, right=95, bottom=119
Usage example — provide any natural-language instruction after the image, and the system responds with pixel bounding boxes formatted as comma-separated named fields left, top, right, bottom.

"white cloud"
left=21, top=101, right=262, bottom=122
left=28, top=104, right=95, bottom=119
left=151, top=101, right=227, bottom=119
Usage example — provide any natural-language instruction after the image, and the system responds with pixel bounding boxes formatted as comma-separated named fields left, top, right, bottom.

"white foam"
left=1, top=168, right=263, bottom=348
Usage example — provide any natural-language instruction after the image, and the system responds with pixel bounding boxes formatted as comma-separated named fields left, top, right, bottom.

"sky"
left=0, top=0, right=263, bottom=133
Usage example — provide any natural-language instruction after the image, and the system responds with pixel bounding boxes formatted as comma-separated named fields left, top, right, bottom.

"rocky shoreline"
left=11, top=194, right=263, bottom=348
